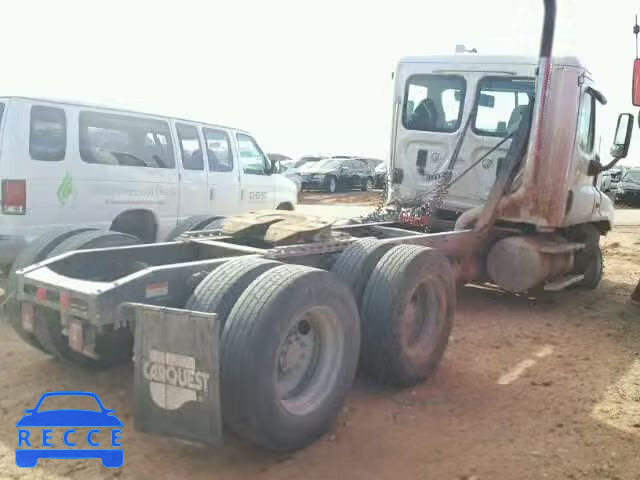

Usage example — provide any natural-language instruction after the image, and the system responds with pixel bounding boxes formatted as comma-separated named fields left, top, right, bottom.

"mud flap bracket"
left=127, top=303, right=222, bottom=447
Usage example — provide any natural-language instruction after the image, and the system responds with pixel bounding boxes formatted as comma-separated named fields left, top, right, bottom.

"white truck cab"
left=389, top=55, right=614, bottom=232
left=0, top=97, right=297, bottom=264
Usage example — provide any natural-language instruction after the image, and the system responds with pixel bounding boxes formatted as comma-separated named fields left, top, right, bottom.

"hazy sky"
left=2, top=0, right=639, bottom=164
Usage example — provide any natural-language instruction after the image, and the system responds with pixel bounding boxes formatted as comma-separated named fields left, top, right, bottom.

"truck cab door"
left=202, top=127, right=241, bottom=216
left=235, top=133, right=276, bottom=211
left=565, top=85, right=609, bottom=223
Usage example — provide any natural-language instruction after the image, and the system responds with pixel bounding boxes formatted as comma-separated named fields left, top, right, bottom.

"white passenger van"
left=0, top=97, right=297, bottom=264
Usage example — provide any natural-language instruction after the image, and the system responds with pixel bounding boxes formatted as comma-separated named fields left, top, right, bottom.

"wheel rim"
left=330, top=178, right=336, bottom=192
left=366, top=179, right=372, bottom=190
left=275, top=306, right=343, bottom=416
left=400, top=277, right=446, bottom=359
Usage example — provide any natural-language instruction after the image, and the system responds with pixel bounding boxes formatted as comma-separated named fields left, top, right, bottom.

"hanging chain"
left=362, top=169, right=452, bottom=229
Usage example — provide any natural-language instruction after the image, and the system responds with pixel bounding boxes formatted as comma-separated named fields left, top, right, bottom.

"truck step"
left=538, top=241, right=585, bottom=254
left=543, top=274, right=584, bottom=291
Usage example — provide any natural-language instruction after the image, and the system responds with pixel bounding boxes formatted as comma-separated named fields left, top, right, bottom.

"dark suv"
left=300, top=158, right=374, bottom=193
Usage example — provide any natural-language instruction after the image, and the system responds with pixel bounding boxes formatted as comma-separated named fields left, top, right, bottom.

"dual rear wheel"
left=188, top=259, right=360, bottom=452
left=186, top=239, right=455, bottom=451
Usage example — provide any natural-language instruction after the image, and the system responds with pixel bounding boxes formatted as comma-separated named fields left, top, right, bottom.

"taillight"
left=2, top=179, right=26, bottom=214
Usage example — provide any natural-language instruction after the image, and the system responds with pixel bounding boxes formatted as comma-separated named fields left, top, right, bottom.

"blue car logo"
left=16, top=391, right=123, bottom=468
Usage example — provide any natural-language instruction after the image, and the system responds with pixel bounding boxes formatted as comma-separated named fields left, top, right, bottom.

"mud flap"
left=127, top=303, right=222, bottom=446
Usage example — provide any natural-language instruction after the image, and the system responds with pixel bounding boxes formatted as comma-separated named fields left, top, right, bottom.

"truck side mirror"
left=633, top=58, right=640, bottom=107
left=610, top=113, right=634, bottom=159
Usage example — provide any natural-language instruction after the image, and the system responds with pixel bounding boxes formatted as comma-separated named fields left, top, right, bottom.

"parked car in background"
left=293, top=155, right=326, bottom=168
left=599, top=171, right=612, bottom=192
left=267, top=153, right=293, bottom=164
left=374, top=162, right=388, bottom=188
left=276, top=159, right=302, bottom=192
left=299, top=158, right=374, bottom=193
left=615, top=168, right=640, bottom=206
left=358, top=158, right=383, bottom=171
left=609, top=167, right=626, bottom=193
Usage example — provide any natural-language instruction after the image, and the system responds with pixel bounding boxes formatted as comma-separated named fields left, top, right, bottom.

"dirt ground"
left=1, top=227, right=640, bottom=480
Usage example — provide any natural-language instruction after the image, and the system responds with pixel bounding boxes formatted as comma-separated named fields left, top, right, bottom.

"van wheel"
left=165, top=215, right=218, bottom=241
left=360, top=245, right=455, bottom=387
left=5, top=226, right=97, bottom=352
left=325, top=176, right=337, bottom=193
left=221, top=265, right=360, bottom=452
left=330, top=238, right=393, bottom=305
left=187, top=257, right=281, bottom=326
left=362, top=177, right=374, bottom=192
left=32, top=230, right=141, bottom=369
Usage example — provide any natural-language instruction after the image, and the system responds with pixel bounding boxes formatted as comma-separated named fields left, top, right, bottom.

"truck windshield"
left=403, top=75, right=465, bottom=133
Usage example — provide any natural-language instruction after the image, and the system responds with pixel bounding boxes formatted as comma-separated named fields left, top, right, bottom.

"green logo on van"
left=57, top=173, right=73, bottom=205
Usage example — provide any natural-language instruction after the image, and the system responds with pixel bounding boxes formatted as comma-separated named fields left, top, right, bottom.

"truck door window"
left=176, top=123, right=204, bottom=171
left=403, top=75, right=465, bottom=133
left=203, top=128, right=234, bottom=172
left=30, top=105, right=67, bottom=161
left=473, top=77, right=535, bottom=137
left=236, top=133, right=270, bottom=175
left=576, top=92, right=595, bottom=153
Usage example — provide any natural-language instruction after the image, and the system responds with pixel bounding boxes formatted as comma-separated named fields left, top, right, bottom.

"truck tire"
left=186, top=257, right=281, bottom=328
left=220, top=265, right=360, bottom=452
left=47, top=230, right=142, bottom=279
left=165, top=215, right=218, bottom=241
left=5, top=226, right=97, bottom=352
left=32, top=230, right=141, bottom=369
left=330, top=238, right=393, bottom=305
left=203, top=217, right=226, bottom=231
left=569, top=224, right=603, bottom=290
left=360, top=244, right=455, bottom=387
left=578, top=244, right=603, bottom=290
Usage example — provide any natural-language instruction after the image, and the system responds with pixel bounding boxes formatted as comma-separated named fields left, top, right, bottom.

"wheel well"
left=110, top=210, right=157, bottom=243
left=276, top=202, right=294, bottom=211
left=592, top=220, right=611, bottom=235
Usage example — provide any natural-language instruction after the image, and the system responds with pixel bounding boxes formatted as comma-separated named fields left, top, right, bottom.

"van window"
left=577, top=91, right=595, bottom=153
left=473, top=77, right=535, bottom=137
left=79, top=111, right=175, bottom=168
left=203, top=128, right=233, bottom=172
left=30, top=106, right=67, bottom=161
left=236, top=133, right=270, bottom=175
left=176, top=123, right=204, bottom=171
left=403, top=75, right=465, bottom=133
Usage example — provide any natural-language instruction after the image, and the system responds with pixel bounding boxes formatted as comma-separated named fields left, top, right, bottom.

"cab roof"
left=399, top=55, right=586, bottom=69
